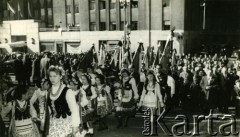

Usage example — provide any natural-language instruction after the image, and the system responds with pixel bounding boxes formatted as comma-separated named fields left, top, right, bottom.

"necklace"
left=16, top=100, right=27, bottom=112
left=50, top=83, right=62, bottom=97
left=148, top=82, right=154, bottom=89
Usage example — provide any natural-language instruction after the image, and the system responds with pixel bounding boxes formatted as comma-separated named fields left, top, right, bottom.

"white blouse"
left=30, top=88, right=47, bottom=118
left=50, top=84, right=80, bottom=128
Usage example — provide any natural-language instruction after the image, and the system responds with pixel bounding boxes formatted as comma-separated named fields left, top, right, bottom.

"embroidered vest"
left=84, top=86, right=92, bottom=97
left=48, top=87, right=71, bottom=119
left=15, top=100, right=31, bottom=120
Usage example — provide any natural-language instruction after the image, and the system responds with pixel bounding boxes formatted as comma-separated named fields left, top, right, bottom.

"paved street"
left=21, top=87, right=240, bottom=137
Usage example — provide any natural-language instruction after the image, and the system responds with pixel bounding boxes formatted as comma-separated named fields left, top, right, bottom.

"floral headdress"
left=48, top=65, right=65, bottom=76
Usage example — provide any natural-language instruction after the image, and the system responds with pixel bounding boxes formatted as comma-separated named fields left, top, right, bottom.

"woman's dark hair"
left=82, top=74, right=91, bottom=85
left=144, top=70, right=156, bottom=94
left=42, top=79, right=51, bottom=89
left=14, top=85, right=28, bottom=100
left=69, top=77, right=81, bottom=89
left=95, top=74, right=105, bottom=85
left=36, top=79, right=51, bottom=89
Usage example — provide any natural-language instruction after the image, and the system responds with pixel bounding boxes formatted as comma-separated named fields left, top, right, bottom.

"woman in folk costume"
left=139, top=70, right=163, bottom=112
left=139, top=70, right=163, bottom=135
left=79, top=74, right=97, bottom=136
left=68, top=76, right=82, bottom=96
left=112, top=79, right=123, bottom=112
left=116, top=69, right=139, bottom=128
left=68, top=76, right=89, bottom=136
left=3, top=85, right=40, bottom=137
left=46, top=66, right=81, bottom=137
left=1, top=86, right=15, bottom=136
left=95, top=74, right=113, bottom=131
left=30, top=79, right=51, bottom=136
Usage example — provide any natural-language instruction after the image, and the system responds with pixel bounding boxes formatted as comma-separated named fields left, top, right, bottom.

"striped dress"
left=10, top=100, right=40, bottom=137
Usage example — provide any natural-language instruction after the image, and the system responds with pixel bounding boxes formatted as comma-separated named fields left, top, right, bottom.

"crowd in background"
left=1, top=50, right=240, bottom=136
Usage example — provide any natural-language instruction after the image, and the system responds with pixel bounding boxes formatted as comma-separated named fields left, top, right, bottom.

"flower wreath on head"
left=48, top=65, right=66, bottom=77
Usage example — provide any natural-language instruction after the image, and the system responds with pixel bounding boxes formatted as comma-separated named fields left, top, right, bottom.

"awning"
left=107, top=40, right=119, bottom=45
left=9, top=41, right=27, bottom=48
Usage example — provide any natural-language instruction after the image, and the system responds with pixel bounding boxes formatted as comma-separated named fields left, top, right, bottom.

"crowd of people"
left=0, top=51, right=240, bottom=137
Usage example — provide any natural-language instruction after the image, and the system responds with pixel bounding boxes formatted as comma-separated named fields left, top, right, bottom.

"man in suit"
left=31, top=55, right=41, bottom=85
left=40, top=53, right=50, bottom=79
left=219, top=67, right=232, bottom=113
left=129, top=65, right=140, bottom=87
left=14, top=54, right=24, bottom=85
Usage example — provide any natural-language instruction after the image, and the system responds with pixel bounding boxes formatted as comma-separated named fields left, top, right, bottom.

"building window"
left=163, top=25, right=170, bottom=30
left=34, top=10, right=39, bottom=20
left=90, top=0, right=95, bottom=10
left=40, top=9, right=45, bottom=21
left=163, top=0, right=170, bottom=7
left=48, top=8, right=53, bottom=27
left=120, top=21, right=124, bottom=30
left=163, top=0, right=170, bottom=30
left=47, top=0, right=52, bottom=8
left=99, top=0, right=106, bottom=10
left=90, top=22, right=96, bottom=31
left=110, top=0, right=116, bottom=9
left=75, top=5, right=79, bottom=13
left=131, top=0, right=138, bottom=8
left=110, top=22, right=116, bottom=31
left=131, top=21, right=138, bottom=30
left=66, top=5, right=71, bottom=13
left=100, top=22, right=106, bottom=31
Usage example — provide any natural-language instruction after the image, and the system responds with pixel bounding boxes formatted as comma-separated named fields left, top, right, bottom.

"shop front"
left=9, top=41, right=27, bottom=53
left=65, top=42, right=81, bottom=54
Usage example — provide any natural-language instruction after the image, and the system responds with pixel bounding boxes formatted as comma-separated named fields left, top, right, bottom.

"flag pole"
left=110, top=48, right=117, bottom=65
left=8, top=10, right=10, bottom=20
left=18, top=0, right=19, bottom=20
left=152, top=33, right=171, bottom=69
left=7, top=2, right=10, bottom=20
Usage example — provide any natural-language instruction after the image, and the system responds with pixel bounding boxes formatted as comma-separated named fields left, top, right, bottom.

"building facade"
left=1, top=0, right=239, bottom=55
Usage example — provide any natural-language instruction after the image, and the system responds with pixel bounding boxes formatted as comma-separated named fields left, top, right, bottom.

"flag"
left=18, top=2, right=23, bottom=18
left=132, top=42, right=144, bottom=72
left=98, top=43, right=106, bottom=66
left=143, top=48, right=149, bottom=70
left=171, top=49, right=177, bottom=68
left=7, top=2, right=15, bottom=14
left=93, top=45, right=98, bottom=64
left=154, top=43, right=162, bottom=66
left=122, top=36, right=131, bottom=66
left=118, top=41, right=124, bottom=70
left=149, top=46, right=155, bottom=67
left=159, top=34, right=172, bottom=74
left=110, top=48, right=119, bottom=68
left=28, top=0, right=32, bottom=17
left=78, top=46, right=95, bottom=70
left=119, top=47, right=122, bottom=70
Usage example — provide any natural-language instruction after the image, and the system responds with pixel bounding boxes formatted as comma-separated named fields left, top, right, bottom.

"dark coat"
left=32, top=58, right=41, bottom=81
left=14, top=59, right=24, bottom=81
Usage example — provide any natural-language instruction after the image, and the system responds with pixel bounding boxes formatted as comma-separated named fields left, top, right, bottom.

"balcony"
left=39, top=26, right=80, bottom=32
